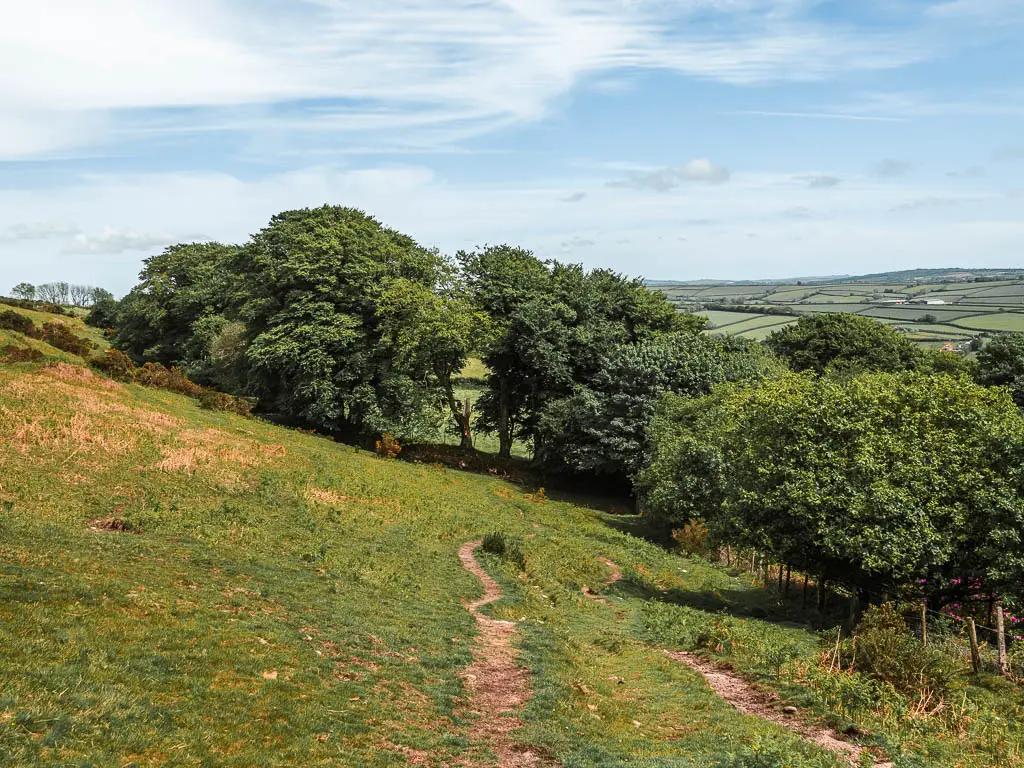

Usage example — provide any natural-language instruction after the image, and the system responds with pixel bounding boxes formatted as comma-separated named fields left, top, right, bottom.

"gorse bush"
left=0, top=345, right=43, bottom=363
left=673, top=520, right=710, bottom=556
left=197, top=389, right=253, bottom=417
left=0, top=310, right=37, bottom=336
left=843, top=604, right=964, bottom=702
left=134, top=362, right=204, bottom=397
left=91, top=349, right=136, bottom=382
left=40, top=322, right=94, bottom=357
left=375, top=433, right=402, bottom=459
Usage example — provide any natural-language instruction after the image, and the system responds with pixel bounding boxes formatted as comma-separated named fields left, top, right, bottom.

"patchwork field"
left=658, top=276, right=1024, bottom=344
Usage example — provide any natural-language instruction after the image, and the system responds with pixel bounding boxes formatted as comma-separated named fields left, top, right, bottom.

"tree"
left=10, top=283, right=35, bottom=300
left=766, top=313, right=922, bottom=375
left=69, top=284, right=94, bottom=307
left=534, top=332, right=774, bottom=480
left=460, top=245, right=698, bottom=458
left=85, top=295, right=120, bottom=329
left=114, top=243, right=239, bottom=379
left=975, top=332, right=1024, bottom=407
left=639, top=372, right=1024, bottom=603
left=376, top=272, right=491, bottom=449
left=37, top=282, right=69, bottom=304
left=236, top=206, right=448, bottom=438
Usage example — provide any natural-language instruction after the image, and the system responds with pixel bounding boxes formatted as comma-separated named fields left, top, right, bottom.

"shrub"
left=0, top=310, right=37, bottom=336
left=672, top=520, right=710, bottom=556
left=197, top=389, right=253, bottom=417
left=40, top=322, right=94, bottom=357
left=91, top=349, right=136, bottom=382
left=481, top=531, right=526, bottom=571
left=0, top=345, right=43, bottom=363
left=843, top=603, right=963, bottom=701
left=134, top=363, right=203, bottom=397
left=375, top=433, right=402, bottom=459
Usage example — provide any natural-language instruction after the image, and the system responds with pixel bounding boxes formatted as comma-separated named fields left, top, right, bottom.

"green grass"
left=952, top=313, right=1024, bottom=332
left=0, top=302, right=109, bottom=353
left=1, top=361, right=1022, bottom=766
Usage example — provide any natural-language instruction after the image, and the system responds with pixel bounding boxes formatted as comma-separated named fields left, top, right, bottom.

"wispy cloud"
left=0, top=0, right=944, bottom=158
left=1, top=221, right=80, bottom=241
left=64, top=227, right=177, bottom=255
left=801, top=175, right=843, bottom=189
left=609, top=159, right=730, bottom=191
left=729, top=110, right=907, bottom=123
left=874, top=159, right=915, bottom=178
left=561, top=192, right=587, bottom=203
left=890, top=196, right=960, bottom=213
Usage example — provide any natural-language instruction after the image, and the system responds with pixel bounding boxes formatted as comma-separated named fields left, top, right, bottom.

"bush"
left=375, top=433, right=402, bottom=459
left=481, top=531, right=526, bottom=571
left=197, top=389, right=253, bottom=417
left=134, top=363, right=203, bottom=397
left=0, top=345, right=43, bottom=363
left=672, top=520, right=710, bottom=556
left=91, top=349, right=136, bottom=381
left=844, top=604, right=963, bottom=701
left=40, top=322, right=94, bottom=357
left=0, top=310, right=37, bottom=336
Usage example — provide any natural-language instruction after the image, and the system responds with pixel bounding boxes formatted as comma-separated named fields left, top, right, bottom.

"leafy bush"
left=843, top=604, right=963, bottom=701
left=673, top=519, right=710, bottom=556
left=481, top=531, right=526, bottom=571
left=197, top=389, right=253, bottom=417
left=375, top=433, right=402, bottom=459
left=0, top=310, right=37, bottom=336
left=134, top=363, right=203, bottom=397
left=0, top=345, right=43, bottom=363
left=40, top=322, right=94, bottom=357
left=91, top=349, right=136, bottom=381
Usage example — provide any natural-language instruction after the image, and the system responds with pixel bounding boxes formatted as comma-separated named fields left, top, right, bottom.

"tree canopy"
left=766, top=313, right=923, bottom=375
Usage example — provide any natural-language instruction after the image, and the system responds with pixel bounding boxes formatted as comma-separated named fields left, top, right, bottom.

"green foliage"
left=976, top=332, right=1024, bottom=406
left=0, top=345, right=43, bottom=363
left=85, top=295, right=119, bottom=329
left=40, top=322, right=94, bottom=357
left=843, top=605, right=963, bottom=701
left=91, top=348, right=137, bottom=381
left=640, top=371, right=1024, bottom=601
left=481, top=531, right=526, bottom=571
left=11, top=282, right=36, bottom=300
left=0, top=309, right=37, bottom=336
left=238, top=206, right=448, bottom=439
left=767, top=313, right=923, bottom=375
left=114, top=242, right=239, bottom=376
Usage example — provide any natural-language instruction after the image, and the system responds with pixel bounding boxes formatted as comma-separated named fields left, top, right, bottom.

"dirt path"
left=587, top=559, right=891, bottom=767
left=582, top=557, right=622, bottom=603
left=458, top=540, right=551, bottom=767
left=665, top=650, right=893, bottom=767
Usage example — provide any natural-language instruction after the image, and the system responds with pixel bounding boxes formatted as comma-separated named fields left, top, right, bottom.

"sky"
left=1, top=0, right=1022, bottom=294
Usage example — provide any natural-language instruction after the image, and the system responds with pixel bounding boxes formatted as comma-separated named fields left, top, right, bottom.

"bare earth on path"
left=458, top=540, right=553, bottom=767
left=587, top=558, right=892, bottom=766
left=664, top=650, right=894, bottom=767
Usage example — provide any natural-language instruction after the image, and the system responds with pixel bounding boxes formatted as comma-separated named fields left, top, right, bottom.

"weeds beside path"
left=458, top=540, right=554, bottom=767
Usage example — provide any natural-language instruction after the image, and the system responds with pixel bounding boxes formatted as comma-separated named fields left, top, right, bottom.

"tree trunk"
left=442, top=373, right=474, bottom=451
left=817, top=576, right=827, bottom=611
left=497, top=376, right=512, bottom=459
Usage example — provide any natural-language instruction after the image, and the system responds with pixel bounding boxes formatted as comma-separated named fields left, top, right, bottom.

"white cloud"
left=609, top=159, right=730, bottom=191
left=2, top=221, right=80, bottom=241
left=874, top=159, right=915, bottom=178
left=0, top=1, right=940, bottom=158
left=65, top=227, right=178, bottom=255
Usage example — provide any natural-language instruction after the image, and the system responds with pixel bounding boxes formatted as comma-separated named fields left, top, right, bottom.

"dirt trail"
left=591, top=559, right=891, bottom=767
left=582, top=557, right=622, bottom=603
left=458, top=540, right=552, bottom=767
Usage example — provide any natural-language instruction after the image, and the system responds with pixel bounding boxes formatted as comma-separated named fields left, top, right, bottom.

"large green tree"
left=460, top=245, right=700, bottom=458
left=639, top=372, right=1024, bottom=602
left=236, top=206, right=449, bottom=438
left=975, top=332, right=1024, bottom=406
left=114, top=242, right=239, bottom=380
left=767, top=313, right=922, bottom=375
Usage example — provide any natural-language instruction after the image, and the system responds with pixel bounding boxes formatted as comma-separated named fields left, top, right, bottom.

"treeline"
left=84, top=205, right=1024, bottom=622
left=94, top=206, right=774, bottom=483
left=11, top=282, right=112, bottom=307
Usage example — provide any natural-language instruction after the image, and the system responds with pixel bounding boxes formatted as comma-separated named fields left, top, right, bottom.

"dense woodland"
left=15, top=205, right=1024, bottom=635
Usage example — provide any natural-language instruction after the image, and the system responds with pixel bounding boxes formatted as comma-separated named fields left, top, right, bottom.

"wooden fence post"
left=968, top=618, right=982, bottom=674
left=920, top=602, right=928, bottom=647
left=784, top=565, right=791, bottom=597
left=801, top=574, right=809, bottom=609
left=996, top=604, right=1008, bottom=677
left=777, top=565, right=784, bottom=593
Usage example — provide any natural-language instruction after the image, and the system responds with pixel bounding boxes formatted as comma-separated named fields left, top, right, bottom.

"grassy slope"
left=0, top=302, right=109, bottom=361
left=1, top=362, right=1021, bottom=767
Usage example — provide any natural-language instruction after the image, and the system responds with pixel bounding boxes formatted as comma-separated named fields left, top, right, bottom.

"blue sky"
left=1, top=0, right=1022, bottom=294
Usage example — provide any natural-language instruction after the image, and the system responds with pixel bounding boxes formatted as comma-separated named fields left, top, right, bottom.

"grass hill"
left=2, top=334, right=1024, bottom=764
left=0, top=301, right=108, bottom=364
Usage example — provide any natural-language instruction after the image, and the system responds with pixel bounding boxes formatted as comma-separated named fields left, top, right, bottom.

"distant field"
left=657, top=277, right=1024, bottom=344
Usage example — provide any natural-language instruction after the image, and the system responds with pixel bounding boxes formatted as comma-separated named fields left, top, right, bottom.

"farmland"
left=651, top=270, right=1024, bottom=346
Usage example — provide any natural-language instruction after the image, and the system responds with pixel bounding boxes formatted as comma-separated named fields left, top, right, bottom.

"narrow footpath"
left=458, top=540, right=552, bottom=767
